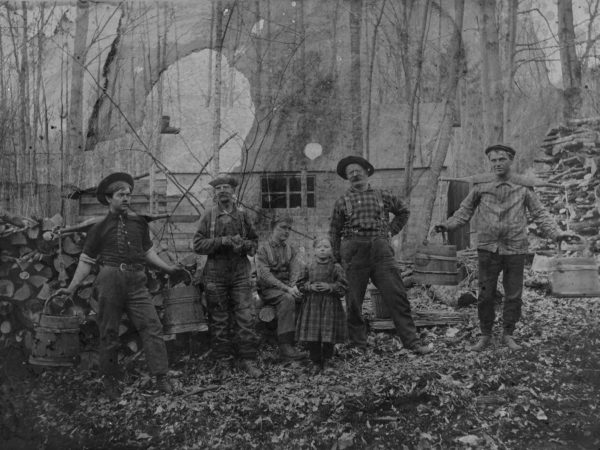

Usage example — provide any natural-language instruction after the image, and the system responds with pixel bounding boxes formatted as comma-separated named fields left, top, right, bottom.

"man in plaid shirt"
left=330, top=156, right=431, bottom=355
left=435, top=144, right=573, bottom=351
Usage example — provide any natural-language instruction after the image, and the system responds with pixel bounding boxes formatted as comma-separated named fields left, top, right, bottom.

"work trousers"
left=96, top=267, right=168, bottom=377
left=203, top=255, right=258, bottom=359
left=341, top=236, right=418, bottom=349
left=477, top=250, right=525, bottom=335
left=260, top=289, right=296, bottom=343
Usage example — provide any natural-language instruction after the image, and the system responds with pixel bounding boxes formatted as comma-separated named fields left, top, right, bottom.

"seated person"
left=255, top=215, right=304, bottom=360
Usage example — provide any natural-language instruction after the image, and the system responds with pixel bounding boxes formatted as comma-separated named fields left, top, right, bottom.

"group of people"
left=52, top=143, right=572, bottom=399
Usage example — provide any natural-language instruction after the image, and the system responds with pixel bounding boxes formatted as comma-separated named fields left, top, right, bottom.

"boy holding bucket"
left=52, top=172, right=182, bottom=397
left=435, top=144, right=574, bottom=351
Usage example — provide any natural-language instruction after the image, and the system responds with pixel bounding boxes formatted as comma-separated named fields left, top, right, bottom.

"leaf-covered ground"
left=2, top=287, right=600, bottom=450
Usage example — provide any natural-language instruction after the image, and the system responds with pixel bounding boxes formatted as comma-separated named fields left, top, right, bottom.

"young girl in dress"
left=296, top=237, right=348, bottom=373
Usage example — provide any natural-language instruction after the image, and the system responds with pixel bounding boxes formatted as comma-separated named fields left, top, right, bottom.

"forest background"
left=0, top=0, right=596, bottom=246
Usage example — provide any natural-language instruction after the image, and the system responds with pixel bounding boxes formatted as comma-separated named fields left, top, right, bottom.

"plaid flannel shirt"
left=330, top=186, right=409, bottom=261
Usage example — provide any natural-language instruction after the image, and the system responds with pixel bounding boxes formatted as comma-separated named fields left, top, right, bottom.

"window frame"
left=260, top=172, right=316, bottom=209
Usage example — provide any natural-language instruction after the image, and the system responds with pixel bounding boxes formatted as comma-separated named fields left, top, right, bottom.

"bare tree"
left=502, top=0, right=517, bottom=140
left=67, top=0, right=90, bottom=188
left=349, top=0, right=363, bottom=155
left=557, top=0, right=582, bottom=120
left=212, top=0, right=224, bottom=176
left=365, top=0, right=386, bottom=159
left=420, top=0, right=465, bottom=239
left=402, top=0, right=431, bottom=199
left=479, top=0, right=503, bottom=145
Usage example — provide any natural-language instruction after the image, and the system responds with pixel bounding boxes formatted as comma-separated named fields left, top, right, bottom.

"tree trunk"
left=330, top=0, right=340, bottom=78
left=205, top=1, right=215, bottom=107
left=420, top=0, right=465, bottom=241
left=502, top=0, right=517, bottom=141
left=349, top=0, right=363, bottom=156
left=212, top=0, right=224, bottom=176
left=479, top=0, right=503, bottom=145
left=557, top=0, right=582, bottom=121
left=365, top=0, right=386, bottom=160
left=67, top=0, right=90, bottom=188
left=402, top=0, right=431, bottom=199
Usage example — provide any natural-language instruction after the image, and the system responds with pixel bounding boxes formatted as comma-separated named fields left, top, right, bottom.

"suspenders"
left=343, top=189, right=387, bottom=233
left=263, top=242, right=292, bottom=267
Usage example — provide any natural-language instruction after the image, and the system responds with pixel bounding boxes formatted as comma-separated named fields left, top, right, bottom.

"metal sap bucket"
left=413, top=233, right=458, bottom=286
left=369, top=288, right=390, bottom=319
left=29, top=298, right=81, bottom=367
left=550, top=240, right=600, bottom=298
left=162, top=271, right=208, bottom=334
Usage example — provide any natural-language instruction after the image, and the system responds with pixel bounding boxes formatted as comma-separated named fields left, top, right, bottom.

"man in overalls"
left=330, top=156, right=431, bottom=355
left=193, top=175, right=262, bottom=378
left=255, top=215, right=304, bottom=361
left=435, top=144, right=572, bottom=351
left=53, top=172, right=181, bottom=398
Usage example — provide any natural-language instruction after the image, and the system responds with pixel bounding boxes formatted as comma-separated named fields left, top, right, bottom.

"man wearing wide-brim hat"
left=193, top=174, right=262, bottom=378
left=435, top=144, right=574, bottom=351
left=330, top=156, right=432, bottom=355
left=53, top=172, right=182, bottom=397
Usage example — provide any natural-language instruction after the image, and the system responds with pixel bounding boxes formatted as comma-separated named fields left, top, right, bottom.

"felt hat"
left=336, top=155, right=375, bottom=179
left=208, top=175, right=238, bottom=188
left=484, top=144, right=516, bottom=158
left=96, top=172, right=134, bottom=205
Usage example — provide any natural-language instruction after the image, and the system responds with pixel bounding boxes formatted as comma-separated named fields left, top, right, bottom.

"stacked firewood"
left=0, top=214, right=197, bottom=359
left=0, top=214, right=80, bottom=342
left=533, top=117, right=600, bottom=252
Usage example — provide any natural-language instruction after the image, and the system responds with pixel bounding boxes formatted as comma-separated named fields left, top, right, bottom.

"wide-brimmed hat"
left=208, top=175, right=238, bottom=188
left=96, top=172, right=134, bottom=205
left=484, top=144, right=516, bottom=158
left=336, top=156, right=375, bottom=179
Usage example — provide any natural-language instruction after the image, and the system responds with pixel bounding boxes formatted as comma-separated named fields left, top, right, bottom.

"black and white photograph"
left=0, top=0, right=599, bottom=448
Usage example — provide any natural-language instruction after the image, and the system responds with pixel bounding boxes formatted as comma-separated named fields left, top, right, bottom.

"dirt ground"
left=1, top=288, right=599, bottom=450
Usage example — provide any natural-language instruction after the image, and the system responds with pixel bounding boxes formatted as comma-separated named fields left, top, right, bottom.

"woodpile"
left=534, top=117, right=600, bottom=252
left=0, top=213, right=199, bottom=363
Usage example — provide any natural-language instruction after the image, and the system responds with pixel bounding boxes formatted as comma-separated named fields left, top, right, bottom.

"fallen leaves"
left=2, top=288, right=600, bottom=449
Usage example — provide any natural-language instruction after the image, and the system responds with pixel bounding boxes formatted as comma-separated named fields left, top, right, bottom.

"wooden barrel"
left=29, top=300, right=81, bottom=367
left=550, top=256, right=600, bottom=298
left=162, top=284, right=208, bottom=334
left=413, top=241, right=458, bottom=286
left=369, top=288, right=390, bottom=319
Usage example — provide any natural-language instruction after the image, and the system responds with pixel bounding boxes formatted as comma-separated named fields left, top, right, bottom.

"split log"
left=0, top=279, right=15, bottom=297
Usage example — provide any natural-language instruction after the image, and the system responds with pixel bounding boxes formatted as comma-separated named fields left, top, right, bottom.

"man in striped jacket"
left=435, top=144, right=573, bottom=351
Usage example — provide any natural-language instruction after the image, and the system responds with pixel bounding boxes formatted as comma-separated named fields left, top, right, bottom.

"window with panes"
left=261, top=173, right=316, bottom=209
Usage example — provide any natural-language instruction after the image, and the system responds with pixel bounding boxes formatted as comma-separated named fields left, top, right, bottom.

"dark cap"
left=336, top=155, right=375, bottom=179
left=484, top=144, right=516, bottom=158
left=208, top=175, right=238, bottom=188
left=96, top=172, right=134, bottom=205
left=270, top=214, right=293, bottom=229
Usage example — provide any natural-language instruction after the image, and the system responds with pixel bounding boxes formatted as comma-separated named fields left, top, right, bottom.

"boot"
left=101, top=376, right=121, bottom=401
left=239, top=359, right=263, bottom=378
left=409, top=343, right=433, bottom=355
left=155, top=374, right=173, bottom=394
left=467, top=335, right=491, bottom=352
left=279, top=343, right=305, bottom=361
left=502, top=334, right=522, bottom=351
left=211, top=356, right=234, bottom=380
